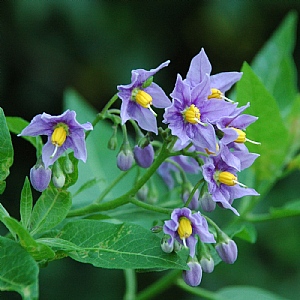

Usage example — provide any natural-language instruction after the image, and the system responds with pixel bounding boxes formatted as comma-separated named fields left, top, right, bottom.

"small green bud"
left=142, top=76, right=153, bottom=88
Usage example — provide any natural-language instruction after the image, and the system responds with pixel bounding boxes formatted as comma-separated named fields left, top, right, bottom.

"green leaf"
left=30, top=186, right=72, bottom=237
left=251, top=11, right=298, bottom=117
left=6, top=116, right=43, bottom=154
left=0, top=108, right=14, bottom=194
left=236, top=62, right=289, bottom=197
left=217, top=285, right=288, bottom=300
left=1, top=216, right=55, bottom=261
left=20, top=177, right=33, bottom=229
left=0, top=236, right=39, bottom=300
left=56, top=219, right=188, bottom=270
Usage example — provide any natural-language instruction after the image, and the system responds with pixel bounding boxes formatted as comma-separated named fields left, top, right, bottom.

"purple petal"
left=210, top=72, right=242, bottom=93
left=144, top=83, right=171, bottom=108
left=186, top=48, right=212, bottom=88
left=134, top=60, right=170, bottom=83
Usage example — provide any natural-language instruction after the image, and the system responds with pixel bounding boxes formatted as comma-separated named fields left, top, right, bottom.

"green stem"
left=95, top=166, right=136, bottom=204
left=136, top=270, right=181, bottom=300
left=244, top=210, right=300, bottom=222
left=67, top=140, right=171, bottom=217
left=123, top=269, right=137, bottom=300
left=129, top=198, right=172, bottom=215
left=67, top=195, right=130, bottom=217
left=176, top=279, right=225, bottom=300
left=184, top=179, right=204, bottom=208
left=86, top=93, right=119, bottom=138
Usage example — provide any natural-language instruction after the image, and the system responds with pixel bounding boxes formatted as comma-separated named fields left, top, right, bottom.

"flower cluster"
left=115, top=48, right=259, bottom=287
left=18, top=47, right=260, bottom=289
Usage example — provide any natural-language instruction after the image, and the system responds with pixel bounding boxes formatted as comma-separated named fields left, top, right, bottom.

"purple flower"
left=163, top=74, right=236, bottom=151
left=30, top=162, right=52, bottom=192
left=215, top=239, right=238, bottom=264
left=19, top=110, right=93, bottom=168
left=216, top=103, right=259, bottom=146
left=185, top=48, right=242, bottom=101
left=202, top=153, right=259, bottom=215
left=163, top=207, right=215, bottom=257
left=133, top=144, right=154, bottom=168
left=117, top=61, right=171, bottom=134
left=183, top=260, right=202, bottom=287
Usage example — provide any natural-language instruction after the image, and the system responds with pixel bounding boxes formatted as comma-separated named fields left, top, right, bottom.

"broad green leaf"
left=217, top=285, right=288, bottom=300
left=1, top=216, right=55, bottom=261
left=251, top=11, right=297, bottom=117
left=236, top=62, right=289, bottom=197
left=225, top=222, right=257, bottom=244
left=30, top=186, right=72, bottom=237
left=0, top=236, right=39, bottom=300
left=20, top=177, right=33, bottom=229
left=6, top=116, right=43, bottom=154
left=0, top=108, right=14, bottom=194
left=56, top=219, right=188, bottom=270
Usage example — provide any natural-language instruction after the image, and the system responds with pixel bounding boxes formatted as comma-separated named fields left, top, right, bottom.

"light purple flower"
left=163, top=74, right=236, bottom=151
left=117, top=61, right=171, bottom=134
left=185, top=48, right=242, bottom=100
left=163, top=207, right=215, bottom=257
left=117, top=146, right=134, bottom=171
left=202, top=153, right=259, bottom=215
left=183, top=260, right=202, bottom=287
left=19, top=110, right=93, bottom=168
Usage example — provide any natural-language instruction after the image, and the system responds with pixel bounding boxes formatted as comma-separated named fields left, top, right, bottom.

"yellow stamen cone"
left=178, top=217, right=192, bottom=240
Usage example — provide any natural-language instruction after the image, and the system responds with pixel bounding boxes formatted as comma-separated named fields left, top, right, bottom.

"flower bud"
left=200, top=256, right=214, bottom=273
left=52, top=160, right=65, bottom=188
left=199, top=192, right=216, bottom=212
left=63, top=154, right=74, bottom=174
left=107, top=127, right=118, bottom=150
left=136, top=184, right=149, bottom=202
left=133, top=144, right=154, bottom=168
left=183, top=260, right=202, bottom=287
left=30, top=162, right=52, bottom=192
left=161, top=235, right=174, bottom=253
left=117, top=143, right=134, bottom=171
left=215, top=239, right=238, bottom=264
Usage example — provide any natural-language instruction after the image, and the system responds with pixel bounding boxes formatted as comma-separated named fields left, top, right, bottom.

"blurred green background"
left=1, top=1, right=300, bottom=299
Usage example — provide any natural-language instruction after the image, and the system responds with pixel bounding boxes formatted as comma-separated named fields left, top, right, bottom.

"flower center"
left=231, top=127, right=261, bottom=145
left=208, top=88, right=234, bottom=103
left=214, top=170, right=248, bottom=188
left=50, top=124, right=68, bottom=158
left=177, top=217, right=192, bottom=240
left=132, top=89, right=157, bottom=116
left=217, top=171, right=237, bottom=186
left=183, top=104, right=201, bottom=124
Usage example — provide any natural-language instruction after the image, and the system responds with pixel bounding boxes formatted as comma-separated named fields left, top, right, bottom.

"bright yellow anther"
left=135, top=90, right=152, bottom=108
left=218, top=171, right=237, bottom=186
left=208, top=88, right=235, bottom=103
left=232, top=127, right=261, bottom=145
left=208, top=88, right=223, bottom=99
left=184, top=104, right=201, bottom=124
left=232, top=128, right=246, bottom=143
left=177, top=217, right=192, bottom=240
left=51, top=127, right=67, bottom=147
left=135, top=90, right=157, bottom=116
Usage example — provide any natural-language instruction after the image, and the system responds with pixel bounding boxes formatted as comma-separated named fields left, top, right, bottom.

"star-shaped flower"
left=19, top=110, right=93, bottom=168
left=163, top=74, right=236, bottom=151
left=117, top=61, right=171, bottom=134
